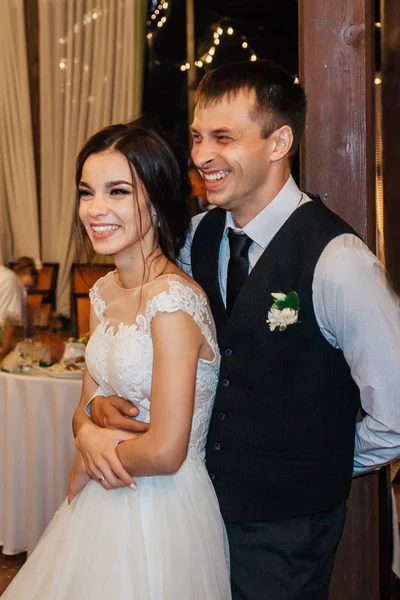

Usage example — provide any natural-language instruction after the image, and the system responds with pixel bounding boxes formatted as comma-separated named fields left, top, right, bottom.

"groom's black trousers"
left=226, top=502, right=346, bottom=600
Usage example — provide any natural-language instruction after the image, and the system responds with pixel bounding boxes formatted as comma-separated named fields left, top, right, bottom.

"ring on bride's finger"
left=98, top=475, right=105, bottom=482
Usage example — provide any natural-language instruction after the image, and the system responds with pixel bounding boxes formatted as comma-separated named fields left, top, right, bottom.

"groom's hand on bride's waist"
left=91, top=395, right=149, bottom=433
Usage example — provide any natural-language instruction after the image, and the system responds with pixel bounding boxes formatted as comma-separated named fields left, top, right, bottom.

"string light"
left=178, top=21, right=260, bottom=73
left=375, top=22, right=382, bottom=28
left=294, top=76, right=299, bottom=84
left=374, top=77, right=382, bottom=85
left=147, top=0, right=171, bottom=35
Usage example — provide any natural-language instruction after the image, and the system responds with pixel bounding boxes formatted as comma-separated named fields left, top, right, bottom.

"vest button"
left=224, top=348, right=232, bottom=357
left=218, top=412, right=226, bottom=420
left=213, top=442, right=221, bottom=450
left=222, top=378, right=230, bottom=387
left=209, top=473, right=216, bottom=481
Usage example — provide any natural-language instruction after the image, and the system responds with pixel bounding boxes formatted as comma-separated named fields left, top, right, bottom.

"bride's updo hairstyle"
left=75, top=118, right=191, bottom=264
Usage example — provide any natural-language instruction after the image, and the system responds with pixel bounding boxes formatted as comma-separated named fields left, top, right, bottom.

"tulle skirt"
left=2, top=458, right=231, bottom=599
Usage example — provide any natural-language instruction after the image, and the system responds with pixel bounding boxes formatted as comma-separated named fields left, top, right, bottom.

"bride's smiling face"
left=78, top=150, right=154, bottom=258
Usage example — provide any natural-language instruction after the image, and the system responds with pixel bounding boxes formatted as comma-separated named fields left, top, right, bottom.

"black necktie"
left=226, top=229, right=252, bottom=316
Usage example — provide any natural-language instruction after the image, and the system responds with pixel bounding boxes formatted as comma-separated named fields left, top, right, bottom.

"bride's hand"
left=68, top=453, right=90, bottom=504
left=75, top=422, right=138, bottom=491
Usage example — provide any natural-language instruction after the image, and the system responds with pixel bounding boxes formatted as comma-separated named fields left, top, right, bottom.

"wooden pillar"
left=381, top=0, right=400, bottom=294
left=299, top=0, right=375, bottom=246
left=24, top=0, right=41, bottom=253
left=299, top=2, right=382, bottom=599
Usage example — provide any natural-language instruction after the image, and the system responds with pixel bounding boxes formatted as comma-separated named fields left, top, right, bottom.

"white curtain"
left=0, top=0, right=40, bottom=266
left=39, top=0, right=146, bottom=315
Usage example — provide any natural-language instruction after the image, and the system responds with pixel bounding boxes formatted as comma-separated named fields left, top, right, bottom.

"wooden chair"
left=70, top=263, right=114, bottom=337
left=71, top=294, right=91, bottom=338
left=26, top=291, right=53, bottom=328
left=9, top=261, right=59, bottom=309
left=71, top=263, right=114, bottom=294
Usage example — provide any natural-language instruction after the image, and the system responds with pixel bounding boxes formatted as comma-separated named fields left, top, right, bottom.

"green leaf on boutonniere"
left=285, top=290, right=300, bottom=311
left=271, top=291, right=300, bottom=312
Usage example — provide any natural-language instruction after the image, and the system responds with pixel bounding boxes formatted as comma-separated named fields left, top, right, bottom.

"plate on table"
left=47, top=370, right=84, bottom=379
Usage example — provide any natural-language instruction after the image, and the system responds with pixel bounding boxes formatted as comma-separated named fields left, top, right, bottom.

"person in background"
left=86, top=60, right=400, bottom=599
left=0, top=257, right=38, bottom=359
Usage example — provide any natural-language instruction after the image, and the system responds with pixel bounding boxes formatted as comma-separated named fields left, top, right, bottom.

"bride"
left=2, top=120, right=231, bottom=599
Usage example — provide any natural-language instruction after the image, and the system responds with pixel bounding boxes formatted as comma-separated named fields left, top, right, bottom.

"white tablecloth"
left=0, top=371, right=81, bottom=554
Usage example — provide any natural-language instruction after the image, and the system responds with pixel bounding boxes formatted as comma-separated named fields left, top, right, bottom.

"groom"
left=88, top=60, right=400, bottom=599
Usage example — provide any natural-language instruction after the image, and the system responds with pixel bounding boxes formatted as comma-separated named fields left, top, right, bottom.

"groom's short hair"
left=194, top=60, right=306, bottom=157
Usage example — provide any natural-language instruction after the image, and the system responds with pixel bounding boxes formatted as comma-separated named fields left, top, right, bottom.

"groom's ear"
left=270, top=125, right=294, bottom=162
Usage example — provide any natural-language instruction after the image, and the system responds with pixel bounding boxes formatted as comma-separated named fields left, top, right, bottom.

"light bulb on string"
left=294, top=76, right=299, bottom=84
left=227, top=27, right=234, bottom=35
left=205, top=55, right=213, bottom=64
left=209, top=46, right=215, bottom=56
left=250, top=54, right=257, bottom=61
left=217, top=27, right=223, bottom=35
left=180, top=64, right=186, bottom=71
left=242, top=41, right=248, bottom=48
left=214, top=38, right=220, bottom=45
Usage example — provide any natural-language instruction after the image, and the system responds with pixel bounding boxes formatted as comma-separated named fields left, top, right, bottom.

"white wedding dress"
left=2, top=272, right=231, bottom=600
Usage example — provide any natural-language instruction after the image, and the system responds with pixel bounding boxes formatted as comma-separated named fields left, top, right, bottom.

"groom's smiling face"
left=190, top=89, right=275, bottom=215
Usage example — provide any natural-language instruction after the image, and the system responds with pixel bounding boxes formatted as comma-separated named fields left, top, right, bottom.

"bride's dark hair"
left=75, top=118, right=191, bottom=264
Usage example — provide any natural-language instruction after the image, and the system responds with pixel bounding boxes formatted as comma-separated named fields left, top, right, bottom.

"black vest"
left=191, top=198, right=361, bottom=523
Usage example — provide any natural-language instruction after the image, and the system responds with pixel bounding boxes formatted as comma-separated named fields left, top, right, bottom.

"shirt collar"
left=225, top=175, right=305, bottom=249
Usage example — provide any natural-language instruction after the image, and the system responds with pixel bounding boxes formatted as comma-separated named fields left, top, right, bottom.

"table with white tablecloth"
left=0, top=371, right=81, bottom=555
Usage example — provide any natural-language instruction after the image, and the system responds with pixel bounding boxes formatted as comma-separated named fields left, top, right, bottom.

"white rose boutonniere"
left=267, top=291, right=300, bottom=332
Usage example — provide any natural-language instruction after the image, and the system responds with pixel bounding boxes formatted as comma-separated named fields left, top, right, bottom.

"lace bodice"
left=85, top=272, right=220, bottom=458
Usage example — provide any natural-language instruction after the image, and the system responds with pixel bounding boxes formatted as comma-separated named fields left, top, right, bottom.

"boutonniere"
left=267, top=291, right=300, bottom=332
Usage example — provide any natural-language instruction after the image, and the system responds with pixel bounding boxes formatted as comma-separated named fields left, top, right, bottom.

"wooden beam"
left=381, top=0, right=400, bottom=294
left=299, top=2, right=382, bottom=599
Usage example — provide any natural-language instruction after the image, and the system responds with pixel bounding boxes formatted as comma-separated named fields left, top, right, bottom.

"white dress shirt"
left=180, top=175, right=400, bottom=475
left=0, top=266, right=27, bottom=330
